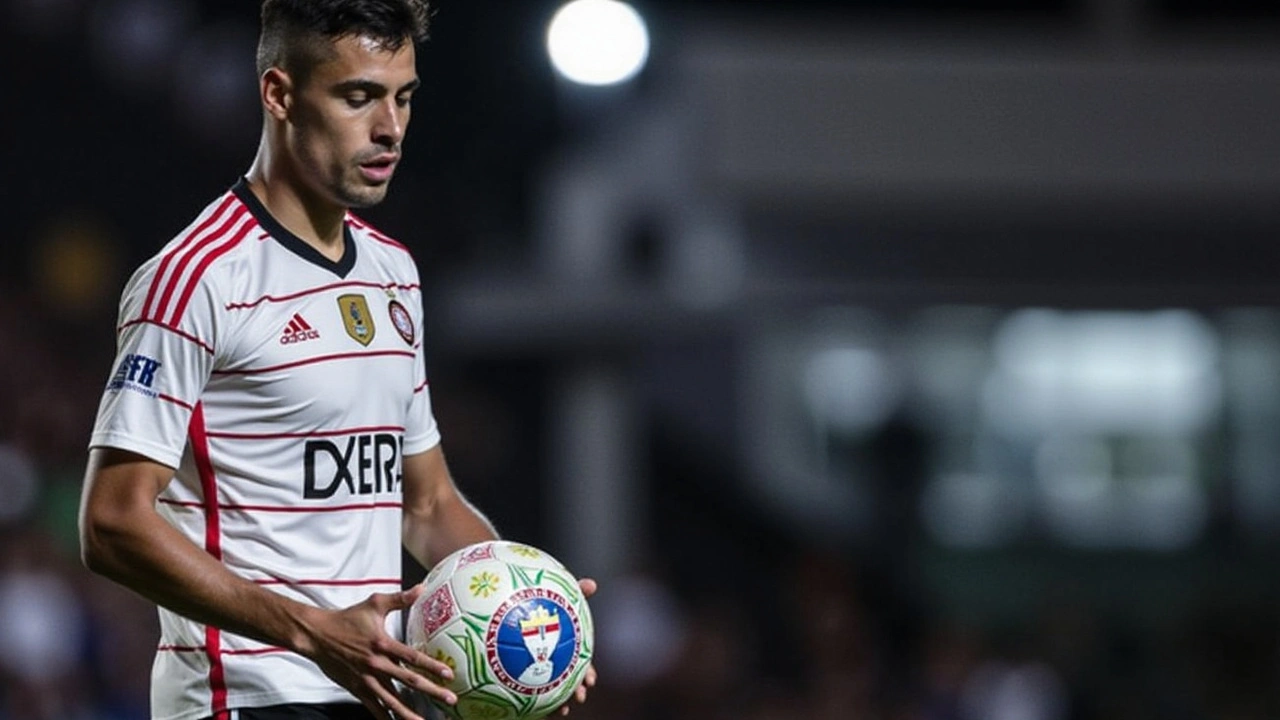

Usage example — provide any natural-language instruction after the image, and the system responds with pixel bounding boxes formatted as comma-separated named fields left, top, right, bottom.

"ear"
left=261, top=67, right=293, bottom=121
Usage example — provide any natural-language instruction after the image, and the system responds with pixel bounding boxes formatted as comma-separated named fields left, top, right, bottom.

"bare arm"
left=80, top=447, right=319, bottom=645
left=401, top=445, right=499, bottom=570
left=79, top=447, right=457, bottom=720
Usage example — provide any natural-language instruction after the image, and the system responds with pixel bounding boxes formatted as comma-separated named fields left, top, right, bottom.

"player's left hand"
left=558, top=577, right=597, bottom=716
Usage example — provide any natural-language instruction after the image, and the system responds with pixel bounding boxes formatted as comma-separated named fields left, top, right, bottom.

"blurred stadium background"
left=5, top=0, right=1280, bottom=717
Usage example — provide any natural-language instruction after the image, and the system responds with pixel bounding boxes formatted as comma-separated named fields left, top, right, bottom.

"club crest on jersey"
left=388, top=300, right=414, bottom=345
left=337, top=294, right=375, bottom=346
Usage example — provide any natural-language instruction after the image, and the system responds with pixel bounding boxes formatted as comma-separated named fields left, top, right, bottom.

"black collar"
left=232, top=177, right=356, bottom=278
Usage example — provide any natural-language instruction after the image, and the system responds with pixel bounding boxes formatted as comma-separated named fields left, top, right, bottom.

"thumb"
left=367, top=586, right=422, bottom=615
left=396, top=584, right=426, bottom=608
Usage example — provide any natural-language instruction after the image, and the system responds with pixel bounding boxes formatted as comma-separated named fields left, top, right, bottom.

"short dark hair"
left=257, top=0, right=430, bottom=84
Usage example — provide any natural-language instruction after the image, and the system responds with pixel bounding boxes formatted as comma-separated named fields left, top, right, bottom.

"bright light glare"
left=547, top=0, right=649, bottom=87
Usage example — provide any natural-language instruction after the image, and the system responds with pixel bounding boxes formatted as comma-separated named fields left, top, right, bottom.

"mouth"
left=358, top=154, right=399, bottom=183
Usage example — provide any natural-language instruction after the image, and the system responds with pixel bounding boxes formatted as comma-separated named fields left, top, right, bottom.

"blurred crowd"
left=578, top=552, right=1280, bottom=720
left=0, top=286, right=157, bottom=720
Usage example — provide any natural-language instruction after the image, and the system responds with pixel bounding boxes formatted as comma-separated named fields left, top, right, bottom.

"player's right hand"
left=298, top=587, right=458, bottom=720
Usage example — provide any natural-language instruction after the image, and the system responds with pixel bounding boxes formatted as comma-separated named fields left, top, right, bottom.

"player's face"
left=289, top=34, right=419, bottom=209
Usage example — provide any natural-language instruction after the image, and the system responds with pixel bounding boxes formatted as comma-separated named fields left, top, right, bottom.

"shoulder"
left=120, top=190, right=264, bottom=327
left=346, top=211, right=410, bottom=253
left=346, top=212, right=419, bottom=269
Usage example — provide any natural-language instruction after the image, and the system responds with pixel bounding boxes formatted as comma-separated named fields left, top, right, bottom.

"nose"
left=372, top=97, right=406, bottom=147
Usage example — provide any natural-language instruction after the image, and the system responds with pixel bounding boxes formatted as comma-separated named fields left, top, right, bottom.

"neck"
left=244, top=143, right=347, bottom=260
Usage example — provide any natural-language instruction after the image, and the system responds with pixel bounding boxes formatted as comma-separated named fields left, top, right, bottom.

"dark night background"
left=6, top=1, right=1280, bottom=719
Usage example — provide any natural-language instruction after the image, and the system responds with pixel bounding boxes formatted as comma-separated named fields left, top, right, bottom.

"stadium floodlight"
left=546, top=0, right=649, bottom=87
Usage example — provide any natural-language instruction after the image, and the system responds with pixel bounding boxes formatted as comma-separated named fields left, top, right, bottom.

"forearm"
left=402, top=491, right=498, bottom=571
left=80, top=451, right=323, bottom=655
left=83, top=507, right=322, bottom=653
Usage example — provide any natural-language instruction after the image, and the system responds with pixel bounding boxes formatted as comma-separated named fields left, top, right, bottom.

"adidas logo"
left=280, top=313, right=320, bottom=345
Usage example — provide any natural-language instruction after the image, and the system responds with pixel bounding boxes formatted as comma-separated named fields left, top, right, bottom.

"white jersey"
left=89, top=179, right=441, bottom=720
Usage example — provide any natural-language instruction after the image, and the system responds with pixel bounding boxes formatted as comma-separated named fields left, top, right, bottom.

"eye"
left=396, top=93, right=413, bottom=108
left=345, top=93, right=371, bottom=108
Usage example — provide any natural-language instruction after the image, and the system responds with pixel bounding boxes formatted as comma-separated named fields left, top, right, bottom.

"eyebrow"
left=333, top=78, right=421, bottom=96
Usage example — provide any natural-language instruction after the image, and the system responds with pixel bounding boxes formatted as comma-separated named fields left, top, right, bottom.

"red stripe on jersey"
left=159, top=499, right=404, bottom=512
left=158, top=645, right=290, bottom=657
left=151, top=204, right=250, bottom=323
left=167, top=216, right=258, bottom=326
left=211, top=350, right=414, bottom=375
left=413, top=380, right=428, bottom=394
left=204, top=424, right=406, bottom=440
left=223, top=647, right=289, bottom=656
left=225, top=501, right=404, bottom=513
left=253, top=578, right=401, bottom=587
left=157, top=498, right=204, bottom=509
left=116, top=318, right=215, bottom=355
left=159, top=394, right=194, bottom=411
left=143, top=194, right=237, bottom=320
left=189, top=404, right=229, bottom=718
left=347, top=214, right=410, bottom=253
left=224, top=281, right=421, bottom=311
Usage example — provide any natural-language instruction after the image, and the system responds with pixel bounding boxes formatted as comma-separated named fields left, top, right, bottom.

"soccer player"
left=77, top=2, right=595, bottom=719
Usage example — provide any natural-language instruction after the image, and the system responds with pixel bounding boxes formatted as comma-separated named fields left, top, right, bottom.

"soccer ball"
left=406, top=541, right=594, bottom=720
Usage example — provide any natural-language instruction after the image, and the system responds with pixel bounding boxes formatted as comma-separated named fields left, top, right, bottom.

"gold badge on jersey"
left=337, top=293, right=376, bottom=346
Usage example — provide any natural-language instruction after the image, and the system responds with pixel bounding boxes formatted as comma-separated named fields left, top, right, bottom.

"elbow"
left=78, top=449, right=168, bottom=580
left=78, top=508, right=133, bottom=579
left=79, top=515, right=112, bottom=576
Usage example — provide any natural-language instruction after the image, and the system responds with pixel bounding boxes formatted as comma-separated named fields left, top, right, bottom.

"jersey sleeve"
left=89, top=265, right=221, bottom=469
left=402, top=291, right=441, bottom=456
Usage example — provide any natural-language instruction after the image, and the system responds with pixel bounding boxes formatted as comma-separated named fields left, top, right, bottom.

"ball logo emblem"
left=486, top=588, right=581, bottom=695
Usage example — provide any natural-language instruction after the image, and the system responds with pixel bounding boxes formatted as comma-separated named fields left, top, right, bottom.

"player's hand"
left=557, top=577, right=598, bottom=716
left=299, top=586, right=458, bottom=720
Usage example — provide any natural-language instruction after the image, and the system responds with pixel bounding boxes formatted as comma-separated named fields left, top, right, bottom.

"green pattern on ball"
left=542, top=571, right=580, bottom=603
left=449, top=629, right=490, bottom=691
left=508, top=564, right=544, bottom=590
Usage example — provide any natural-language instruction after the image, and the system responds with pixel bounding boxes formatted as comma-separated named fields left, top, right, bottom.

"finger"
left=354, top=690, right=394, bottom=720
left=366, top=674, right=429, bottom=720
left=584, top=663, right=597, bottom=688
left=369, top=648, right=458, bottom=704
left=396, top=664, right=459, bottom=705
left=367, top=588, right=421, bottom=615
left=394, top=585, right=425, bottom=608
left=362, top=591, right=397, bottom=615
left=577, top=578, right=598, bottom=598
left=373, top=636, right=455, bottom=681
left=374, top=673, right=422, bottom=719
left=403, top=659, right=456, bottom=687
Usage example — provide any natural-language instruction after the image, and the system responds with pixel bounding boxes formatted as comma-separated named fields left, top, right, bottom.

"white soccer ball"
left=406, top=541, right=594, bottom=720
